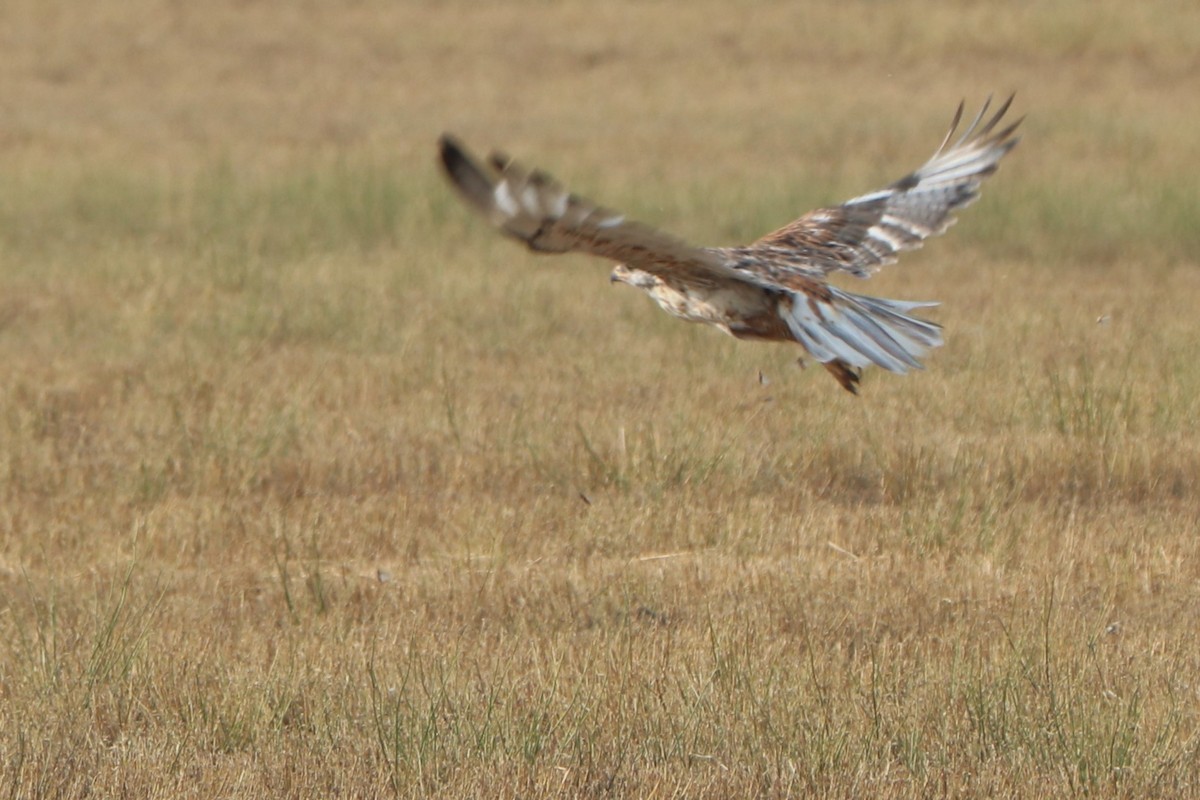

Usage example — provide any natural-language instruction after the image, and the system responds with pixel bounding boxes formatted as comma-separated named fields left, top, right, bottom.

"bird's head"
left=610, top=264, right=659, bottom=289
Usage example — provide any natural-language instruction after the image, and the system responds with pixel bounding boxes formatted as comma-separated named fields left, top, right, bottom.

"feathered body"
left=439, top=97, right=1021, bottom=393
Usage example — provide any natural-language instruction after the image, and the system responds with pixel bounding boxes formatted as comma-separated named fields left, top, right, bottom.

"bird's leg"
left=822, top=360, right=861, bottom=395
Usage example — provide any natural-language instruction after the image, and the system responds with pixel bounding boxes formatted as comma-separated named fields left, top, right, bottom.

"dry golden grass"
left=3, top=1, right=1200, bottom=797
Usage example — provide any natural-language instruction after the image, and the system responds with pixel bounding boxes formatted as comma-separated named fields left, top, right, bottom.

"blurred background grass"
left=2, top=1, right=1200, bottom=797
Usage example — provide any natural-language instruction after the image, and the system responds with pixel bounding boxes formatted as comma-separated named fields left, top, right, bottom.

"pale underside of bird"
left=438, top=97, right=1021, bottom=393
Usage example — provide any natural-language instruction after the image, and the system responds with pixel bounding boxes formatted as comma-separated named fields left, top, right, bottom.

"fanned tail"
left=781, top=285, right=944, bottom=392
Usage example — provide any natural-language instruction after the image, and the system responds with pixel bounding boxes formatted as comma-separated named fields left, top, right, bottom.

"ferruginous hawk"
left=439, top=96, right=1020, bottom=393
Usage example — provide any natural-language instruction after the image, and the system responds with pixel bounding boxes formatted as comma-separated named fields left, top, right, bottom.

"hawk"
left=438, top=96, right=1021, bottom=393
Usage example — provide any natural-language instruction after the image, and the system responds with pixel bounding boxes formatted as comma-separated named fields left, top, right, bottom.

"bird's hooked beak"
left=610, top=265, right=658, bottom=289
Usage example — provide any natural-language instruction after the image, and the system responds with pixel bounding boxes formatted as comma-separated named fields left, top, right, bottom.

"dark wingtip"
left=437, top=133, right=468, bottom=177
left=891, top=171, right=920, bottom=192
left=437, top=134, right=496, bottom=212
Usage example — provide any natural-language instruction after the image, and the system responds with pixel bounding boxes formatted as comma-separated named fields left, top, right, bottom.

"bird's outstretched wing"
left=438, top=135, right=738, bottom=283
left=747, top=95, right=1022, bottom=280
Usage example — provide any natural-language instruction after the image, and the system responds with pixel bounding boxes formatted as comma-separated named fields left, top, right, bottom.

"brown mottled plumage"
left=439, top=96, right=1021, bottom=393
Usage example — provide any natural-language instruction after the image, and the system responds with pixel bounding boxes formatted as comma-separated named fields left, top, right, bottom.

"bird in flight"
left=438, top=96, right=1020, bottom=393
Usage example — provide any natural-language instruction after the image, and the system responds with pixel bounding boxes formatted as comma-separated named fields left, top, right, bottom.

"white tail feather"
left=782, top=287, right=943, bottom=373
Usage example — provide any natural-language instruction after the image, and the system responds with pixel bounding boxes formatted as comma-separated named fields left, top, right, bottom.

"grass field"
left=3, top=1, right=1200, bottom=797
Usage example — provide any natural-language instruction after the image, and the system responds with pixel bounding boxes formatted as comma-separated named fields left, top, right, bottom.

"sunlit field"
left=3, top=1, right=1200, bottom=797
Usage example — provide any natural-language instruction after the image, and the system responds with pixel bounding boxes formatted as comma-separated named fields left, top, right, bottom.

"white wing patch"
left=595, top=214, right=626, bottom=228
left=493, top=181, right=520, bottom=217
left=548, top=191, right=569, bottom=219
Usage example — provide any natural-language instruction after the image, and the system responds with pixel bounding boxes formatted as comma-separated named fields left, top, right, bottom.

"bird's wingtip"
left=436, top=134, right=499, bottom=214
left=437, top=133, right=466, bottom=169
